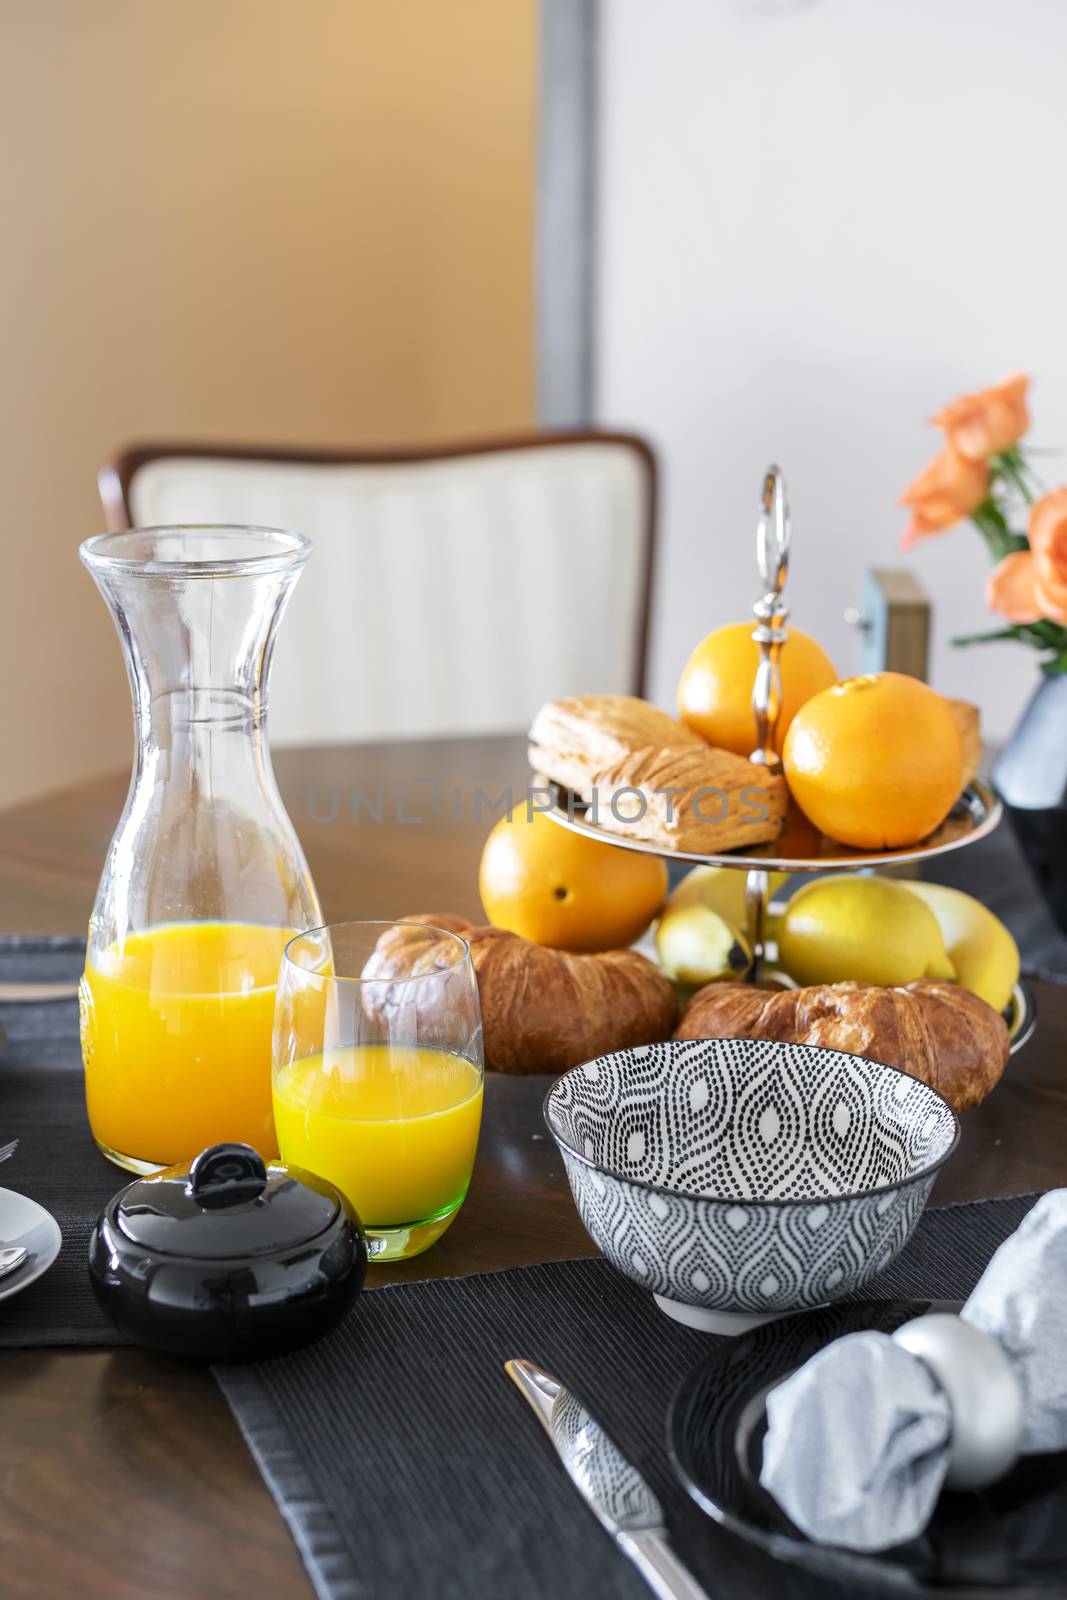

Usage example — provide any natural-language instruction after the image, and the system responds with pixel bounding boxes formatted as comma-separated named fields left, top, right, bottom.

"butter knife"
left=0, top=982, right=80, bottom=1003
left=505, top=1359, right=712, bottom=1600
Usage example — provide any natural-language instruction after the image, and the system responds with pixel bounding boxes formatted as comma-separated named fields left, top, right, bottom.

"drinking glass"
left=272, top=921, right=484, bottom=1262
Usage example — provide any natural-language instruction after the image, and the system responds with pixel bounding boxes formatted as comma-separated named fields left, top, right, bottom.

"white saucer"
left=0, top=1187, right=62, bottom=1301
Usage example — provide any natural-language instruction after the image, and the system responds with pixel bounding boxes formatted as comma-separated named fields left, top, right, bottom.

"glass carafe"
left=78, top=527, right=322, bottom=1173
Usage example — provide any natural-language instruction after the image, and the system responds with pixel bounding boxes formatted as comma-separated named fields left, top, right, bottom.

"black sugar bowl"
left=88, top=1142, right=366, bottom=1362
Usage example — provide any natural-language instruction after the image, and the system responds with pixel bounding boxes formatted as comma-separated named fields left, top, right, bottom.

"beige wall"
left=0, top=0, right=535, bottom=808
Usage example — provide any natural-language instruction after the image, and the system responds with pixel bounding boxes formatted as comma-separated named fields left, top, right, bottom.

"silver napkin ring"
left=892, top=1313, right=1025, bottom=1490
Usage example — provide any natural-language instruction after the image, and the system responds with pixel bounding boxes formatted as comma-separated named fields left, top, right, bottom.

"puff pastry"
left=589, top=743, right=787, bottom=854
left=528, top=695, right=702, bottom=800
left=947, top=698, right=981, bottom=789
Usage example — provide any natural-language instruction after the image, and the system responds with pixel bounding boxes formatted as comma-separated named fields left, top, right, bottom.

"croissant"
left=675, top=978, right=1009, bottom=1111
left=365, top=915, right=678, bottom=1074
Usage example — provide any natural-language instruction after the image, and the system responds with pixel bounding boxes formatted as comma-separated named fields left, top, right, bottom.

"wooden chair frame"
left=99, top=430, right=658, bottom=698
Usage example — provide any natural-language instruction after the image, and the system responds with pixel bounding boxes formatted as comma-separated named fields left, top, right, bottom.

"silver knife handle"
left=0, top=982, right=80, bottom=1002
left=617, top=1530, right=713, bottom=1600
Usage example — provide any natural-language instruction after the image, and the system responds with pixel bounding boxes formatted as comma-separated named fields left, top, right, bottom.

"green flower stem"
left=1018, top=451, right=1045, bottom=500
left=953, top=618, right=1067, bottom=673
left=952, top=627, right=1025, bottom=646
left=992, top=447, right=1034, bottom=505
left=969, top=500, right=1028, bottom=562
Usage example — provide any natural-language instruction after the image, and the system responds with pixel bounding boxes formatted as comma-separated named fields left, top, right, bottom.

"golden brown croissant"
left=675, top=977, right=1009, bottom=1111
left=366, top=915, right=677, bottom=1074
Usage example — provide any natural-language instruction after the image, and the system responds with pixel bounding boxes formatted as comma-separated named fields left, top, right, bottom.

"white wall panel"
left=597, top=0, right=1067, bottom=737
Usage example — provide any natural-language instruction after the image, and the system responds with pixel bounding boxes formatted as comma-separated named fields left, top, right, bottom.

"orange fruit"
left=782, top=672, right=964, bottom=850
left=478, top=809, right=667, bottom=951
left=678, top=623, right=837, bottom=756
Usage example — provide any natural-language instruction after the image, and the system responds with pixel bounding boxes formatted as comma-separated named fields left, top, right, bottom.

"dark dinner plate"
left=667, top=1300, right=1067, bottom=1597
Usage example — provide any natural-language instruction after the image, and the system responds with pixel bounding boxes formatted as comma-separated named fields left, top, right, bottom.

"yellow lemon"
left=901, top=881, right=1019, bottom=1012
left=655, top=903, right=752, bottom=988
left=665, top=864, right=790, bottom=935
left=777, top=874, right=956, bottom=988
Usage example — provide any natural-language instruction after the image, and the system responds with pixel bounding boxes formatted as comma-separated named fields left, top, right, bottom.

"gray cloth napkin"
left=759, top=1190, right=1067, bottom=1552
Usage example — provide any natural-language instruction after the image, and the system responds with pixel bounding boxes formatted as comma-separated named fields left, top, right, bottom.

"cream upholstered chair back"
left=99, top=436, right=656, bottom=747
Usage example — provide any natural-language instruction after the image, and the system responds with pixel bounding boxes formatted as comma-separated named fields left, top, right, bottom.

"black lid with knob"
left=113, top=1142, right=343, bottom=1260
left=88, top=1142, right=367, bottom=1363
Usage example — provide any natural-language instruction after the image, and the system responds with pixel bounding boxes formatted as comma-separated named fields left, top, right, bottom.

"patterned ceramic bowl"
left=544, top=1038, right=959, bottom=1334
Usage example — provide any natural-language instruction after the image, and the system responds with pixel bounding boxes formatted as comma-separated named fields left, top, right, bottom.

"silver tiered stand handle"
left=751, top=465, right=791, bottom=774
left=746, top=465, right=791, bottom=981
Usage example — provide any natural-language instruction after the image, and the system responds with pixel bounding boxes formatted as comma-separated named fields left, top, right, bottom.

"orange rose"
left=986, top=551, right=1042, bottom=623
left=1029, top=487, right=1067, bottom=624
left=933, top=373, right=1030, bottom=461
left=900, top=445, right=989, bottom=550
left=986, top=488, right=1067, bottom=626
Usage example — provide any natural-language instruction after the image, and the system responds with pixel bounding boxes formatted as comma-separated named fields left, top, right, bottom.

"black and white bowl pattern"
left=545, top=1039, right=959, bottom=1334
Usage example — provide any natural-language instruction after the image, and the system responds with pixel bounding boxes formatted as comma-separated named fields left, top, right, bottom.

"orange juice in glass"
left=272, top=922, right=484, bottom=1262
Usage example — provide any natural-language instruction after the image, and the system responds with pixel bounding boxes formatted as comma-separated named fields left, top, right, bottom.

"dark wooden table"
left=2, top=734, right=1065, bottom=1599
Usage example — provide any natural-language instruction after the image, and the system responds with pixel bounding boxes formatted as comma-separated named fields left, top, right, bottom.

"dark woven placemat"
left=0, top=935, right=127, bottom=1345
left=0, top=938, right=1052, bottom=1594
left=216, top=1191, right=1038, bottom=1600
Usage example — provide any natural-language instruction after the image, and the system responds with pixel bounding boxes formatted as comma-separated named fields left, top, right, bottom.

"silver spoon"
left=0, top=1246, right=28, bottom=1278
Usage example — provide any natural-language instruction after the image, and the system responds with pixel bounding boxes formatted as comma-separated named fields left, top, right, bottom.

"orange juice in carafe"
left=79, top=526, right=322, bottom=1174
left=80, top=921, right=295, bottom=1171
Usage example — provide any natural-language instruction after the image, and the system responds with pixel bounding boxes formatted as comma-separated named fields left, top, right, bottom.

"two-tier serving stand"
left=546, top=466, right=1035, bottom=1052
